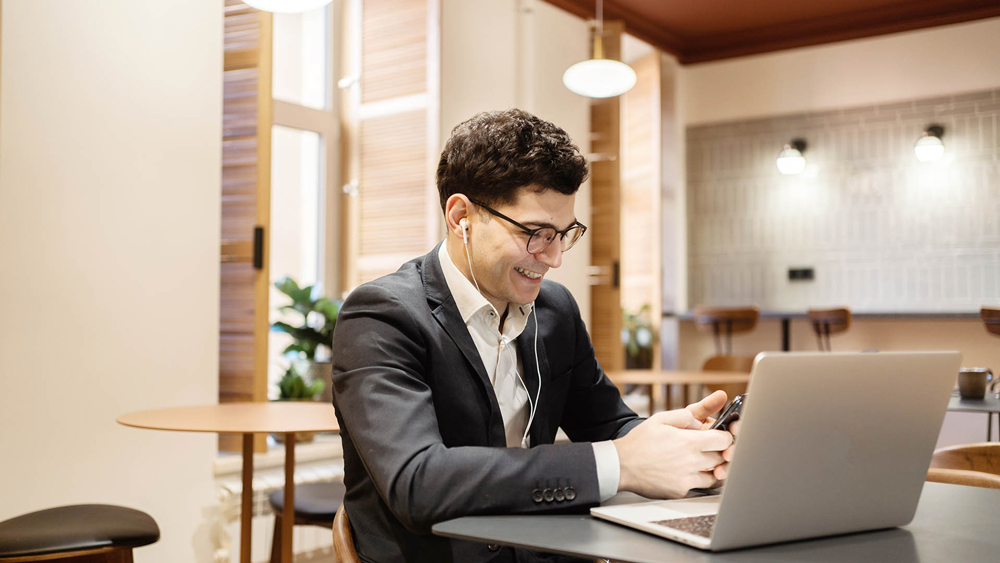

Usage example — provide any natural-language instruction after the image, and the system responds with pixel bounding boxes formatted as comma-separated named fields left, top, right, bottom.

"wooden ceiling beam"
left=542, top=0, right=1000, bottom=64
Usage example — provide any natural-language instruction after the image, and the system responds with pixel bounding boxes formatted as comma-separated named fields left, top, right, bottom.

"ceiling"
left=542, top=0, right=1000, bottom=64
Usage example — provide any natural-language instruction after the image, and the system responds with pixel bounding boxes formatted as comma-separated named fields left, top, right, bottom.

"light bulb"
left=776, top=144, right=806, bottom=175
left=242, top=0, right=332, bottom=13
left=562, top=59, right=637, bottom=98
left=914, top=132, right=944, bottom=162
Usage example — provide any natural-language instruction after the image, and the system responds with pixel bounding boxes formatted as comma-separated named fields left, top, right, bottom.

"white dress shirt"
left=438, top=243, right=620, bottom=500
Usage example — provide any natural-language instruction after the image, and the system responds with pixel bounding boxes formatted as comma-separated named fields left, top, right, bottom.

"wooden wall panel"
left=589, top=22, right=625, bottom=373
left=361, top=0, right=427, bottom=103
left=220, top=0, right=271, bottom=452
left=621, top=51, right=662, bottom=369
left=342, top=0, right=439, bottom=290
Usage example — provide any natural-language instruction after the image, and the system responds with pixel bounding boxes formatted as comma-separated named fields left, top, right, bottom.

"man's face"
left=470, top=186, right=577, bottom=308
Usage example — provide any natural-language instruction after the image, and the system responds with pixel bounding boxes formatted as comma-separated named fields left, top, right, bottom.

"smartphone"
left=710, top=394, right=746, bottom=432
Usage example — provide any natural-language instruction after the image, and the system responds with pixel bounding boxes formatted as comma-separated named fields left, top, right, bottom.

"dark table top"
left=669, top=310, right=982, bottom=321
left=433, top=482, right=1000, bottom=563
left=948, top=394, right=1000, bottom=414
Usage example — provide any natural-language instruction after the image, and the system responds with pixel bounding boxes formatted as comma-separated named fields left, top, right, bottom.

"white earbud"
left=461, top=217, right=482, bottom=294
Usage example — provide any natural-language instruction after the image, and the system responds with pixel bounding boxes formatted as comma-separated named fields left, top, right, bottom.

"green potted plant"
left=277, top=363, right=327, bottom=401
left=270, top=277, right=342, bottom=443
left=622, top=304, right=654, bottom=370
left=270, top=276, right=342, bottom=400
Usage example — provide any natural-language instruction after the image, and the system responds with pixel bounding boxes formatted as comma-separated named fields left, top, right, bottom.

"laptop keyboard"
left=652, top=514, right=716, bottom=538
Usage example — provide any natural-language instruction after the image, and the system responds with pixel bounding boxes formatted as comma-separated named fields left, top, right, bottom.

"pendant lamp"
left=562, top=0, right=637, bottom=98
left=242, top=0, right=332, bottom=13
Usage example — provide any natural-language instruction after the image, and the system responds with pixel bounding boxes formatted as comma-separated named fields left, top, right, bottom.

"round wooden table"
left=117, top=402, right=339, bottom=563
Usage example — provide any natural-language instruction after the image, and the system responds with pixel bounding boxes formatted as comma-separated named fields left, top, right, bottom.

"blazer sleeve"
left=331, top=282, right=604, bottom=535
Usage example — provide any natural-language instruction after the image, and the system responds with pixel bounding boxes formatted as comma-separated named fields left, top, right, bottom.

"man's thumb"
left=654, top=408, right=701, bottom=430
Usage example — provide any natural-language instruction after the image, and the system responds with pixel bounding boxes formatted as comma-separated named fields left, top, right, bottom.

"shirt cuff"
left=592, top=440, right=621, bottom=501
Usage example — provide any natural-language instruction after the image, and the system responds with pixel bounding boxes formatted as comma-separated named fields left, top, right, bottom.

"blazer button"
left=487, top=543, right=500, bottom=552
left=564, top=487, right=577, bottom=501
left=554, top=487, right=565, bottom=502
left=543, top=488, right=554, bottom=502
left=531, top=489, right=544, bottom=503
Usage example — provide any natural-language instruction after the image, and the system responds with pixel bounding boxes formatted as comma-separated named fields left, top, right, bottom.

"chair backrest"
left=701, top=355, right=754, bottom=405
left=982, top=307, right=1000, bottom=337
left=693, top=306, right=760, bottom=355
left=926, top=467, right=1000, bottom=489
left=333, top=504, right=361, bottom=563
left=807, top=307, right=851, bottom=351
left=702, top=355, right=755, bottom=373
left=930, top=442, right=1000, bottom=475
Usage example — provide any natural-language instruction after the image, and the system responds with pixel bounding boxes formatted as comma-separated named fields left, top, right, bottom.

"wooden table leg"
left=651, top=384, right=664, bottom=414
left=241, top=433, right=254, bottom=563
left=282, top=433, right=295, bottom=563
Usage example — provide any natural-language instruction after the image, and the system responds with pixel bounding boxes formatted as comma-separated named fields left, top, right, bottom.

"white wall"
left=681, top=17, right=1000, bottom=126
left=673, top=17, right=1000, bottom=446
left=0, top=1, right=222, bottom=562
left=673, top=16, right=1000, bottom=314
left=440, top=0, right=593, bottom=325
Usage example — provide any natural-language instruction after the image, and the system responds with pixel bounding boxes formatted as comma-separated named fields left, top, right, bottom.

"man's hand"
left=692, top=391, right=742, bottom=481
left=614, top=391, right=733, bottom=499
left=703, top=418, right=741, bottom=481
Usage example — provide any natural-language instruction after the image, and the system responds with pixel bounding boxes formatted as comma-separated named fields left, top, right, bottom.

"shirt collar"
left=438, top=242, right=533, bottom=329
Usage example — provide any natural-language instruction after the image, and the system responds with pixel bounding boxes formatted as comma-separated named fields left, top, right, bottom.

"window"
left=267, top=5, right=340, bottom=397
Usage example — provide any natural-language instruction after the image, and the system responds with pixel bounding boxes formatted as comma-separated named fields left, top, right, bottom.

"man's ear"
left=444, top=194, right=472, bottom=239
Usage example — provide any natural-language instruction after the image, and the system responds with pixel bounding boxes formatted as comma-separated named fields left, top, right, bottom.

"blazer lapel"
left=422, top=244, right=504, bottom=444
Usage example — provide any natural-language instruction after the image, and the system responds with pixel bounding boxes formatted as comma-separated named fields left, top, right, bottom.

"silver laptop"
left=591, top=351, right=961, bottom=551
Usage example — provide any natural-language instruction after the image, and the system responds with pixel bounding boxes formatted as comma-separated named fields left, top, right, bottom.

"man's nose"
left=535, top=240, right=563, bottom=269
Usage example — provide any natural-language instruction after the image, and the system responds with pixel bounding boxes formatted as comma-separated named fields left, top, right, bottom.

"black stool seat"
left=268, top=482, right=345, bottom=522
left=0, top=504, right=159, bottom=559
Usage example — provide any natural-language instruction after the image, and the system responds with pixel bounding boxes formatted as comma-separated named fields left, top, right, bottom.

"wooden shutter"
left=220, top=0, right=272, bottom=452
left=341, top=0, right=440, bottom=291
left=589, top=21, right=625, bottom=373
left=621, top=51, right=662, bottom=368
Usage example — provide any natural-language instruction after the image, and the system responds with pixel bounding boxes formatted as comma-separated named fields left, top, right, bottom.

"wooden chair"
left=0, top=505, right=159, bottom=562
left=807, top=307, right=851, bottom=351
left=702, top=355, right=753, bottom=407
left=693, top=307, right=758, bottom=409
left=982, top=307, right=1000, bottom=337
left=929, top=442, right=1000, bottom=474
left=693, top=306, right=759, bottom=356
left=333, top=504, right=361, bottom=563
left=926, top=442, right=1000, bottom=490
left=926, top=468, right=1000, bottom=489
left=268, top=482, right=345, bottom=563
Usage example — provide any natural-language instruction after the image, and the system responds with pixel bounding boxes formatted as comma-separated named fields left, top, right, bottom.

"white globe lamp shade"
left=776, top=144, right=806, bottom=175
left=562, top=59, right=637, bottom=99
left=242, top=0, right=332, bottom=13
left=914, top=132, right=944, bottom=162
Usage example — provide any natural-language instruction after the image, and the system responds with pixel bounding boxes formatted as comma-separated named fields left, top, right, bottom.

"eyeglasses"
left=468, top=198, right=587, bottom=254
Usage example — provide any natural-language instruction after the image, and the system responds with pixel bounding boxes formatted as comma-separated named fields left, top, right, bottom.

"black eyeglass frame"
left=467, top=198, right=587, bottom=254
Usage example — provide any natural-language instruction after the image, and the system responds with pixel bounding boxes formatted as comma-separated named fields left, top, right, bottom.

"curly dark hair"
left=436, top=109, right=589, bottom=212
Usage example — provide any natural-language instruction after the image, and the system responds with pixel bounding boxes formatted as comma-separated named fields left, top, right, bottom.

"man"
left=331, top=109, right=736, bottom=562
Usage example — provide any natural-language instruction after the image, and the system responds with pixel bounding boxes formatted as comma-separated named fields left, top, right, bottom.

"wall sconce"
left=562, top=0, right=637, bottom=98
left=242, top=0, right=331, bottom=13
left=776, top=139, right=807, bottom=175
left=914, top=125, right=945, bottom=162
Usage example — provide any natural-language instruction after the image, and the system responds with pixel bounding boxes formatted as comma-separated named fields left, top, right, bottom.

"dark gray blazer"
left=331, top=244, right=641, bottom=562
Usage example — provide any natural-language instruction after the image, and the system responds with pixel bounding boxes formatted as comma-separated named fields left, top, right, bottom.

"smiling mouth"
left=515, top=266, right=543, bottom=280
